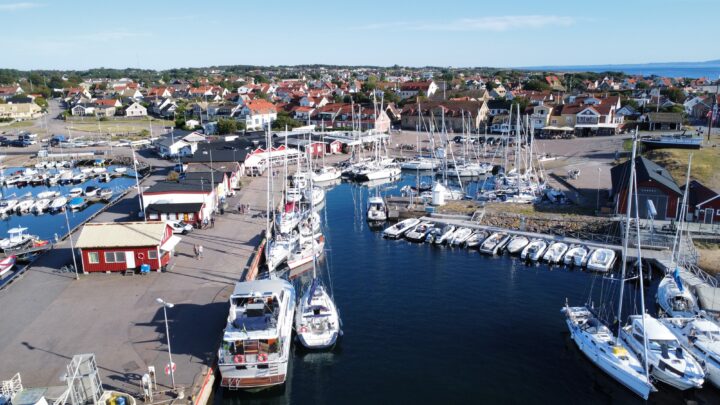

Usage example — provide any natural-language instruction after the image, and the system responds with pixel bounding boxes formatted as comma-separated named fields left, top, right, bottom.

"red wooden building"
left=610, top=156, right=682, bottom=220
left=685, top=180, right=720, bottom=224
left=75, top=222, right=181, bottom=273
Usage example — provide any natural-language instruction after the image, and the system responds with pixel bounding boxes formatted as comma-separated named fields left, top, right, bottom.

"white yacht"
left=14, top=198, right=34, bottom=214
left=0, top=199, right=19, bottom=215
left=36, top=190, right=59, bottom=200
left=449, top=227, right=473, bottom=246
left=464, top=231, right=486, bottom=249
left=68, top=187, right=83, bottom=198
left=295, top=278, right=341, bottom=349
left=543, top=242, right=569, bottom=264
left=399, top=157, right=439, bottom=171
left=479, top=232, right=511, bottom=255
left=287, top=234, right=325, bottom=270
left=312, top=166, right=341, bottom=183
left=303, top=187, right=325, bottom=206
left=521, top=239, right=547, bottom=261
left=404, top=221, right=433, bottom=243
left=656, top=270, right=698, bottom=318
left=382, top=218, right=420, bottom=239
left=277, top=210, right=303, bottom=235
left=564, top=245, right=589, bottom=266
left=563, top=305, right=655, bottom=399
left=286, top=188, right=303, bottom=203
left=49, top=196, right=68, bottom=212
left=587, top=248, right=616, bottom=272
left=217, top=279, right=296, bottom=391
left=0, top=227, right=36, bottom=251
left=620, top=314, right=705, bottom=390
left=660, top=317, right=720, bottom=389
left=433, top=225, right=456, bottom=245
left=505, top=235, right=529, bottom=254
left=31, top=198, right=51, bottom=214
left=366, top=196, right=388, bottom=222
left=299, top=212, right=321, bottom=238
left=266, top=235, right=299, bottom=272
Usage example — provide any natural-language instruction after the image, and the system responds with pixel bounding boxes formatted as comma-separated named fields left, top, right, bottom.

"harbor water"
left=217, top=175, right=720, bottom=404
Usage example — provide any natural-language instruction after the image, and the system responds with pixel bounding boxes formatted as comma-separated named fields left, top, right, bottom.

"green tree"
left=138, top=129, right=150, bottom=137
left=636, top=81, right=649, bottom=90
left=621, top=98, right=639, bottom=109
left=661, top=87, right=686, bottom=103
left=218, top=118, right=238, bottom=134
left=523, top=79, right=551, bottom=92
left=272, top=110, right=302, bottom=130
left=48, top=75, right=65, bottom=89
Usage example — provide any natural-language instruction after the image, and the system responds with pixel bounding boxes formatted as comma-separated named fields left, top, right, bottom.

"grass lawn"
left=68, top=122, right=155, bottom=134
left=644, top=134, right=720, bottom=190
left=0, top=121, right=34, bottom=130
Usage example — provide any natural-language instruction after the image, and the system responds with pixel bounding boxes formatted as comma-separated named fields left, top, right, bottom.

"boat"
left=640, top=132, right=702, bottom=150
left=36, top=190, right=58, bottom=199
left=0, top=227, right=35, bottom=251
left=85, top=186, right=100, bottom=197
left=114, top=167, right=127, bottom=174
left=14, top=198, right=34, bottom=213
left=299, top=212, right=321, bottom=238
left=99, top=188, right=113, bottom=200
left=399, top=157, right=440, bottom=171
left=0, top=255, right=17, bottom=277
left=586, top=248, right=616, bottom=272
left=31, top=198, right=51, bottom=214
left=520, top=239, right=547, bottom=261
left=543, top=242, right=569, bottom=264
left=68, top=197, right=87, bottom=211
left=464, top=231, right=487, bottom=249
left=656, top=269, right=698, bottom=318
left=366, top=196, right=388, bottom=222
left=563, top=245, right=588, bottom=266
left=303, top=187, right=325, bottom=206
left=295, top=277, right=342, bottom=350
left=382, top=218, right=420, bottom=239
left=277, top=209, right=303, bottom=235
left=92, top=167, right=107, bottom=174
left=449, top=227, right=474, bottom=247
left=660, top=317, right=720, bottom=389
left=404, top=221, right=433, bottom=243
left=620, top=314, right=705, bottom=390
left=292, top=172, right=308, bottom=189
left=505, top=235, right=529, bottom=254
left=49, top=196, right=68, bottom=212
left=266, top=234, right=298, bottom=272
left=68, top=187, right=83, bottom=198
left=287, top=234, right=325, bottom=270
left=433, top=225, right=456, bottom=245
left=58, top=171, right=74, bottom=185
left=286, top=188, right=303, bottom=203
left=562, top=306, right=656, bottom=399
left=479, top=232, right=511, bottom=255
left=0, top=199, right=19, bottom=215
left=72, top=173, right=86, bottom=183
left=217, top=279, right=296, bottom=391
left=312, top=166, right=341, bottom=183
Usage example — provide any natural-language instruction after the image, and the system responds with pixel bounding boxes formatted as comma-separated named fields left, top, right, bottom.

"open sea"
left=216, top=174, right=720, bottom=404
left=523, top=63, right=720, bottom=79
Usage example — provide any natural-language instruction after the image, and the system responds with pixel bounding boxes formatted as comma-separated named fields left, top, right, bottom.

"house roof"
left=146, top=202, right=204, bottom=214
left=245, top=99, right=277, bottom=114
left=611, top=156, right=682, bottom=196
left=684, top=180, right=720, bottom=208
left=95, top=99, right=118, bottom=107
left=647, top=112, right=683, bottom=123
left=145, top=181, right=211, bottom=194
left=76, top=222, right=168, bottom=248
left=183, top=171, right=226, bottom=185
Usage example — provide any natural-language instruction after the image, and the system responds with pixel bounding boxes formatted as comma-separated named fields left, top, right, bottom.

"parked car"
left=167, top=220, right=193, bottom=234
left=11, top=139, right=31, bottom=147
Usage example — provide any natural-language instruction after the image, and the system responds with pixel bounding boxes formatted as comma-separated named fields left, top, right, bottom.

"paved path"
left=0, top=171, right=284, bottom=399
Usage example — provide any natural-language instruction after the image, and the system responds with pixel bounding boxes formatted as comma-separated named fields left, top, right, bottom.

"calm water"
left=217, top=175, right=720, bottom=404
left=526, top=64, right=720, bottom=79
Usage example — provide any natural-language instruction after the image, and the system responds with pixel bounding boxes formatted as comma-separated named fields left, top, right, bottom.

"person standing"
left=193, top=244, right=199, bottom=260
left=198, top=245, right=204, bottom=259
left=211, top=217, right=215, bottom=228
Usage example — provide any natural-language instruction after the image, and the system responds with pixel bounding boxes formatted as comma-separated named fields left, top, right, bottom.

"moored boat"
left=505, top=235, right=529, bottom=254
left=543, top=242, right=569, bottom=264
left=521, top=239, right=547, bottom=261
left=404, top=221, right=433, bottom=243
left=564, top=245, right=588, bottom=266
left=479, top=232, right=511, bottom=255
left=656, top=269, right=698, bottom=318
left=586, top=248, right=616, bottom=272
left=367, top=196, right=388, bottom=222
left=382, top=218, right=420, bottom=239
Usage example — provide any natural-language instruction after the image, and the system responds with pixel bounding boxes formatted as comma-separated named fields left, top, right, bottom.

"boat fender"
left=233, top=354, right=244, bottom=363
left=299, top=326, right=308, bottom=333
left=257, top=353, right=268, bottom=362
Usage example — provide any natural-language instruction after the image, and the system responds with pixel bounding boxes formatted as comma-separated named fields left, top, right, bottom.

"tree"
left=485, top=81, right=497, bottom=91
left=523, top=79, right=551, bottom=92
left=138, top=129, right=150, bottom=137
left=621, top=98, right=639, bottom=109
left=272, top=110, right=302, bottom=130
left=636, top=81, right=650, bottom=90
left=661, top=87, right=686, bottom=103
left=217, top=118, right=238, bottom=134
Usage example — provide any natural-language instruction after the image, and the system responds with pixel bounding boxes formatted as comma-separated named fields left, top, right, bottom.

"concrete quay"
left=0, top=171, right=284, bottom=402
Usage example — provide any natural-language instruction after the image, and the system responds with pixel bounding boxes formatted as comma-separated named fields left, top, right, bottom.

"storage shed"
left=75, top=222, right=180, bottom=273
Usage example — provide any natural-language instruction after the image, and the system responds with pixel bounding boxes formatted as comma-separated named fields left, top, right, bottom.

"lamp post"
left=64, top=208, right=79, bottom=280
left=156, top=298, right=176, bottom=390
left=596, top=167, right=602, bottom=213
left=202, top=149, right=216, bottom=210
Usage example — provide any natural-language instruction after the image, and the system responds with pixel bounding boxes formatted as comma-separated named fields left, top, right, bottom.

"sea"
left=522, top=63, right=720, bottom=79
left=216, top=174, right=720, bottom=404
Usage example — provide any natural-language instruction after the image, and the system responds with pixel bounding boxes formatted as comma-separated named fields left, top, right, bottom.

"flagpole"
left=131, top=145, right=145, bottom=221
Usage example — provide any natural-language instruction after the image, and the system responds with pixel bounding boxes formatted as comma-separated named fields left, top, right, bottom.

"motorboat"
left=562, top=305, right=655, bottom=399
left=366, top=196, right=388, bottom=222
left=449, top=227, right=474, bottom=247
left=479, top=232, right=511, bottom=255
left=543, top=242, right=569, bottom=264
left=587, top=248, right=616, bottom=272
left=68, top=196, right=87, bottom=211
left=72, top=173, right=86, bottom=183
left=399, top=157, right=440, bottom=171
left=505, top=235, right=529, bottom=254
left=660, top=317, right=720, bottom=389
left=433, top=225, right=456, bottom=245
left=286, top=188, right=303, bottom=203
left=31, top=198, right=51, bottom=214
left=0, top=255, right=17, bottom=277
left=0, top=199, right=19, bottom=215
left=85, top=186, right=100, bottom=197
left=59, top=171, right=74, bottom=185
left=36, top=190, right=59, bottom=200
left=49, top=196, right=68, bottom=212
left=383, top=218, right=420, bottom=239
left=0, top=227, right=35, bottom=251
left=287, top=234, right=325, bottom=270
left=355, top=161, right=402, bottom=182
left=92, top=167, right=107, bottom=174
left=15, top=176, right=31, bottom=187
left=295, top=278, right=341, bottom=349
left=564, top=245, right=589, bottom=266
left=303, top=187, right=325, bottom=206
left=114, top=167, right=128, bottom=174
left=312, top=166, right=341, bottom=183
left=521, top=239, right=547, bottom=261
left=656, top=269, right=698, bottom=318
left=404, top=221, right=434, bottom=243
left=14, top=198, right=34, bottom=214
left=99, top=188, right=113, bottom=200
left=620, top=314, right=704, bottom=390
left=217, top=279, right=296, bottom=391
left=464, top=231, right=487, bottom=249
left=68, top=187, right=84, bottom=198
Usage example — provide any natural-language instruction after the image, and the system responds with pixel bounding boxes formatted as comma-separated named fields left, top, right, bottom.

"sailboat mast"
left=631, top=157, right=651, bottom=385
left=670, top=154, right=693, bottom=265
left=615, top=130, right=638, bottom=343
left=265, top=127, right=272, bottom=263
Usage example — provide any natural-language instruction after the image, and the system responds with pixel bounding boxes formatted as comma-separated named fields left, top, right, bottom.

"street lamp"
left=156, top=298, right=176, bottom=390
left=596, top=167, right=602, bottom=213
left=64, top=208, right=79, bottom=280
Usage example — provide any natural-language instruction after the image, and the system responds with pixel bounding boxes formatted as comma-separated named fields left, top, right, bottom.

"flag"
left=673, top=267, right=684, bottom=292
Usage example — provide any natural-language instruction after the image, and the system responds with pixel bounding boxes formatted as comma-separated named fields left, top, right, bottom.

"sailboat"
left=295, top=157, right=341, bottom=350
left=562, top=133, right=656, bottom=399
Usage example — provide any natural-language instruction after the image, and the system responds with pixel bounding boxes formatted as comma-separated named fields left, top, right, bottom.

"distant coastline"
left=518, top=60, right=720, bottom=79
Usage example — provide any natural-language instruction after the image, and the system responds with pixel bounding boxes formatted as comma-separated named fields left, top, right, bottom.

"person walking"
left=198, top=245, right=204, bottom=259
left=193, top=244, right=199, bottom=260
left=210, top=217, right=215, bottom=228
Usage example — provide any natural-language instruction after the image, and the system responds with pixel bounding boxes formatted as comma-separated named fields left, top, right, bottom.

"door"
left=705, top=209, right=715, bottom=224
left=125, top=251, right=136, bottom=269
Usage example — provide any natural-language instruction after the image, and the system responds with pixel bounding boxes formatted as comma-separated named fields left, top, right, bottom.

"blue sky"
left=1, top=0, right=718, bottom=70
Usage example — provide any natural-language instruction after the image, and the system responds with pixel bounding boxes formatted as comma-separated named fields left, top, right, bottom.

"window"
left=104, top=252, right=126, bottom=263
left=148, top=250, right=158, bottom=260
left=88, top=252, right=99, bottom=264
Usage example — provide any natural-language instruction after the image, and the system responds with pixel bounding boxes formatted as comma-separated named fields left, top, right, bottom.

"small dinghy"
left=506, top=235, right=529, bottom=254
left=543, top=242, right=569, bottom=264
left=0, top=255, right=17, bottom=277
left=587, top=248, right=616, bottom=272
left=563, top=245, right=588, bottom=266
left=521, top=239, right=548, bottom=261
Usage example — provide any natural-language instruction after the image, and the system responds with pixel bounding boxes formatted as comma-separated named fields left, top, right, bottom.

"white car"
left=168, top=220, right=193, bottom=234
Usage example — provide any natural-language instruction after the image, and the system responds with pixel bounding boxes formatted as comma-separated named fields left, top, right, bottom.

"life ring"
left=233, top=354, right=244, bottom=363
left=299, top=326, right=308, bottom=333
left=257, top=353, right=268, bottom=362
left=137, top=252, right=144, bottom=259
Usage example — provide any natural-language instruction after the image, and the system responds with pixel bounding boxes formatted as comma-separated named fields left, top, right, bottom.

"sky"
left=1, top=0, right=719, bottom=71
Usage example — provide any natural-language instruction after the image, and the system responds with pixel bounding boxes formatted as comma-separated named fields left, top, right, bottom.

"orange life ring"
left=233, top=354, right=244, bottom=363
left=299, top=326, right=308, bottom=333
left=257, top=353, right=268, bottom=362
left=137, top=252, right=144, bottom=259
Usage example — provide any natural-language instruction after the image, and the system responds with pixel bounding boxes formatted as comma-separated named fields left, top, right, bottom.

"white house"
left=155, top=137, right=195, bottom=158
left=125, top=102, right=148, bottom=117
left=398, top=81, right=438, bottom=99
left=241, top=99, right=278, bottom=130
left=71, top=103, right=95, bottom=116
